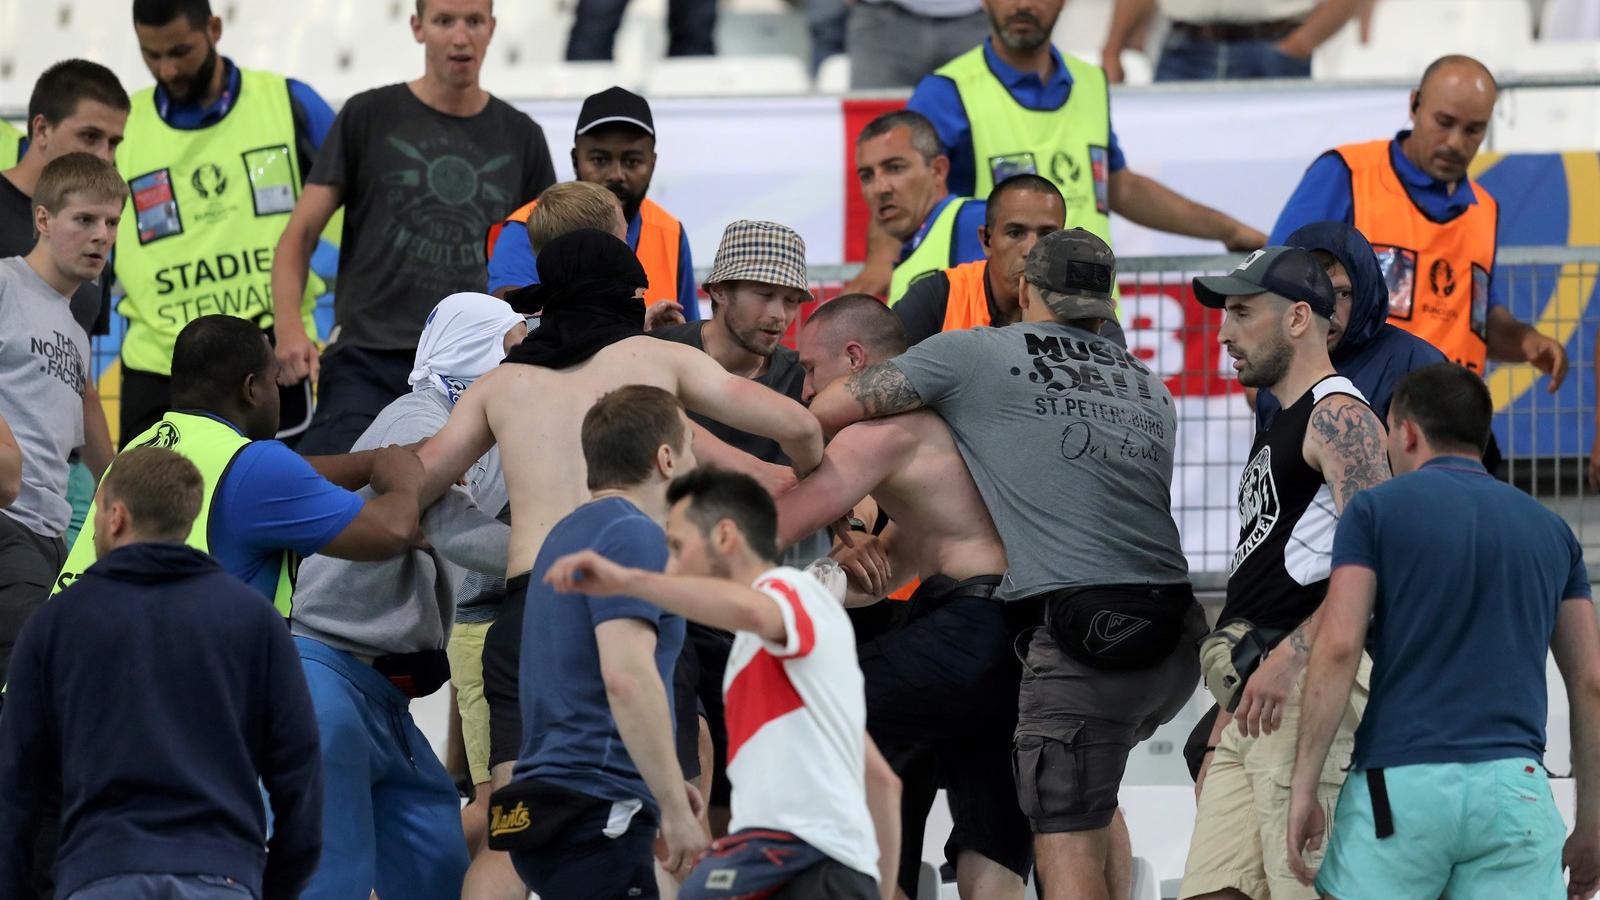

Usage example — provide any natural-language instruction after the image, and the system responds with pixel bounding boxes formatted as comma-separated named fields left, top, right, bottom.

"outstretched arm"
left=548, top=551, right=788, bottom=644
left=809, top=362, right=925, bottom=439
left=1109, top=168, right=1266, bottom=252
left=776, top=421, right=909, bottom=545
left=671, top=346, right=824, bottom=474
left=416, top=381, right=497, bottom=508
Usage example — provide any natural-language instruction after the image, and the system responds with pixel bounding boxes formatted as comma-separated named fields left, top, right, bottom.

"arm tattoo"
left=845, top=363, right=923, bottom=419
left=1309, top=400, right=1389, bottom=508
left=1289, top=623, right=1311, bottom=657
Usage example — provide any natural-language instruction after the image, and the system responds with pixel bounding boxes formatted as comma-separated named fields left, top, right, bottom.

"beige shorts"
left=447, top=620, right=494, bottom=786
left=1178, top=654, right=1372, bottom=900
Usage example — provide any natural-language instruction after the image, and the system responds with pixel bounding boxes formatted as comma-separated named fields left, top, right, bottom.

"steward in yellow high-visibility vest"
left=56, top=315, right=425, bottom=613
left=116, top=26, right=339, bottom=447
left=890, top=31, right=1266, bottom=293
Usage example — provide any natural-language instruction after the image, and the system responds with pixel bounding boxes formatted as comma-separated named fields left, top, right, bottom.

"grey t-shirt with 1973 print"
left=888, top=321, right=1188, bottom=600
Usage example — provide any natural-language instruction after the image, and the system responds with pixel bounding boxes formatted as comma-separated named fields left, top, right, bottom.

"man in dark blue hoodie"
left=1254, top=221, right=1447, bottom=429
left=0, top=446, right=322, bottom=900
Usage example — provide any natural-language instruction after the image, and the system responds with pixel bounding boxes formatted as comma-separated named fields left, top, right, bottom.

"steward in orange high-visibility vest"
left=485, top=195, right=688, bottom=307
left=483, top=86, right=699, bottom=318
left=1335, top=139, right=1497, bottom=372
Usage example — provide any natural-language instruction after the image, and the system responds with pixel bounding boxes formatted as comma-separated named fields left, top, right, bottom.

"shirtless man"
left=781, top=295, right=1028, bottom=900
left=419, top=229, right=822, bottom=900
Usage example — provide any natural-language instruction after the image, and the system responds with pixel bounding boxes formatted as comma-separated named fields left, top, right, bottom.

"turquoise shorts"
left=1317, top=758, right=1567, bottom=900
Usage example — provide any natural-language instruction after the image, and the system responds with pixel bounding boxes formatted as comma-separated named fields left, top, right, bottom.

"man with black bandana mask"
left=117, top=0, right=338, bottom=446
left=420, top=228, right=822, bottom=900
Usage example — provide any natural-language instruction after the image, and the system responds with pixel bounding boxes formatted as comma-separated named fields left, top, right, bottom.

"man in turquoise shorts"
left=1287, top=362, right=1600, bottom=900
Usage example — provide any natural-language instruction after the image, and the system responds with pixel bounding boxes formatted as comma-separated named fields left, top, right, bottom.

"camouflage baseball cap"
left=1023, top=228, right=1117, bottom=322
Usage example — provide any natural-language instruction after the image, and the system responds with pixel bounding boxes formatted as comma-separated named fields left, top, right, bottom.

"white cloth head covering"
left=409, top=292, right=526, bottom=405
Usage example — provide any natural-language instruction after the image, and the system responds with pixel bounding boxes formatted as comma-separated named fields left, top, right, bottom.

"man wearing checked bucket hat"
left=652, top=219, right=831, bottom=837
left=1177, top=247, right=1392, bottom=900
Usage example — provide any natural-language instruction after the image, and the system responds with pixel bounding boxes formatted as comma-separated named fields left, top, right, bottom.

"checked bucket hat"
left=703, top=220, right=811, bottom=296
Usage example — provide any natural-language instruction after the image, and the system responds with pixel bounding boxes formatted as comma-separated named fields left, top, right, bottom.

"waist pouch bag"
left=1047, top=583, right=1194, bottom=671
left=487, top=777, right=613, bottom=852
left=373, top=649, right=452, bottom=699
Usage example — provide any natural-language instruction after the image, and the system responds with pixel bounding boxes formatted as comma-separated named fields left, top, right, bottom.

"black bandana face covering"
left=502, top=229, right=649, bottom=370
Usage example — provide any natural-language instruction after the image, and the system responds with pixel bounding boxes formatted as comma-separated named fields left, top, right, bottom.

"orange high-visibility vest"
left=484, top=195, right=684, bottom=303
left=884, top=259, right=992, bottom=602
left=941, top=260, right=992, bottom=332
left=1336, top=139, right=1498, bottom=373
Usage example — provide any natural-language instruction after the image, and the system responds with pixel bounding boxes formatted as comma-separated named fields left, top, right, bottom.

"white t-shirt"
left=722, top=566, right=879, bottom=881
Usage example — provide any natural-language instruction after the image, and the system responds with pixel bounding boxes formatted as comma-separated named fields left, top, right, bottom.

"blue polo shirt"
left=899, top=194, right=988, bottom=268
left=1270, top=131, right=1506, bottom=308
left=515, top=497, right=684, bottom=814
left=1332, top=456, right=1590, bottom=770
left=193, top=412, right=365, bottom=600
left=486, top=209, right=699, bottom=318
left=907, top=39, right=1128, bottom=199
left=155, top=56, right=335, bottom=148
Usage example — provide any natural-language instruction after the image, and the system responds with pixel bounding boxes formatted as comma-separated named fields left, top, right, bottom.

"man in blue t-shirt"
left=1287, top=363, right=1600, bottom=900
left=502, top=384, right=708, bottom=900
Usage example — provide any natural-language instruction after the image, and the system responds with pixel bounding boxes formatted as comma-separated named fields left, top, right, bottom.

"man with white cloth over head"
left=289, top=292, right=527, bottom=900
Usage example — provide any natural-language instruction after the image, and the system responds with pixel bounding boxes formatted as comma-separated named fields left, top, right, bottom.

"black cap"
left=1192, top=246, right=1335, bottom=317
left=575, top=86, right=654, bottom=138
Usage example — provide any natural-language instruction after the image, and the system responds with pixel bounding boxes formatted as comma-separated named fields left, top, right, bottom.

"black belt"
left=938, top=574, right=1003, bottom=603
left=1171, top=17, right=1301, bottom=42
left=1367, top=769, right=1395, bottom=839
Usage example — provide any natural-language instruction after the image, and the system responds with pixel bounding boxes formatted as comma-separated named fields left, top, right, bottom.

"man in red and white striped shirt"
left=544, top=467, right=901, bottom=899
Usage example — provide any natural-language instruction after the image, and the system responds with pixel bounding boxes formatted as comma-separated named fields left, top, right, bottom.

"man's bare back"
left=420, top=335, right=823, bottom=577
left=778, top=409, right=1006, bottom=589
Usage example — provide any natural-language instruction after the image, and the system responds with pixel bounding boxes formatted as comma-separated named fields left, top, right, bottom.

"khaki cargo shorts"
left=1178, top=654, right=1372, bottom=900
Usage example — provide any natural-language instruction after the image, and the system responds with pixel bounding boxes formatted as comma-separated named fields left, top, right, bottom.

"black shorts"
left=674, top=636, right=705, bottom=782
left=509, top=798, right=659, bottom=900
left=687, top=622, right=734, bottom=806
left=858, top=574, right=1033, bottom=885
left=485, top=574, right=702, bottom=780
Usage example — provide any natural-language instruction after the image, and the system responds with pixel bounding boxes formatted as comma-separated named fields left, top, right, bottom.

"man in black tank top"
left=1176, top=247, right=1392, bottom=900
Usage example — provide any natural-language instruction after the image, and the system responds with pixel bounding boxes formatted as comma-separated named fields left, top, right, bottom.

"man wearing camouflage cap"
left=811, top=228, right=1204, bottom=899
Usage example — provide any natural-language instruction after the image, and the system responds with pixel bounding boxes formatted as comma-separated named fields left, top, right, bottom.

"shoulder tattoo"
left=1309, top=399, right=1389, bottom=507
left=845, top=363, right=923, bottom=419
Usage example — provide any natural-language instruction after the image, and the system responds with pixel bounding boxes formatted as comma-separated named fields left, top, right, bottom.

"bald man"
left=787, top=294, right=1033, bottom=900
left=1270, top=55, right=1567, bottom=396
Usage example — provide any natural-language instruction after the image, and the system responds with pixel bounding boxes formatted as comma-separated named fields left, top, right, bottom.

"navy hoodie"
left=0, top=543, right=322, bottom=900
left=1256, top=221, right=1447, bottom=429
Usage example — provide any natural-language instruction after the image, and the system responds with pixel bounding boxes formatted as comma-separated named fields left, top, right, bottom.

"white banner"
left=517, top=86, right=1412, bottom=267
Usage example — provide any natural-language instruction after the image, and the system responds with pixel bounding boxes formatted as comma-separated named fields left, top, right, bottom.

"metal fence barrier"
left=87, top=246, right=1599, bottom=582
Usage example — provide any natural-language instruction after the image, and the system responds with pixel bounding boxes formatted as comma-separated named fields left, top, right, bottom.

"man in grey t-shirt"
left=0, top=153, right=125, bottom=693
left=811, top=228, right=1205, bottom=900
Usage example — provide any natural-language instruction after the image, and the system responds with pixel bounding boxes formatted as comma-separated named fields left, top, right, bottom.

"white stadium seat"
left=1320, top=0, right=1534, bottom=80
left=815, top=52, right=851, bottom=94
left=643, top=54, right=810, bottom=96
left=482, top=60, right=626, bottom=99
left=1052, top=0, right=1113, bottom=61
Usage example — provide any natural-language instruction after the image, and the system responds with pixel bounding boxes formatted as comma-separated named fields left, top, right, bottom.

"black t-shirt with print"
left=309, top=84, right=555, bottom=351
